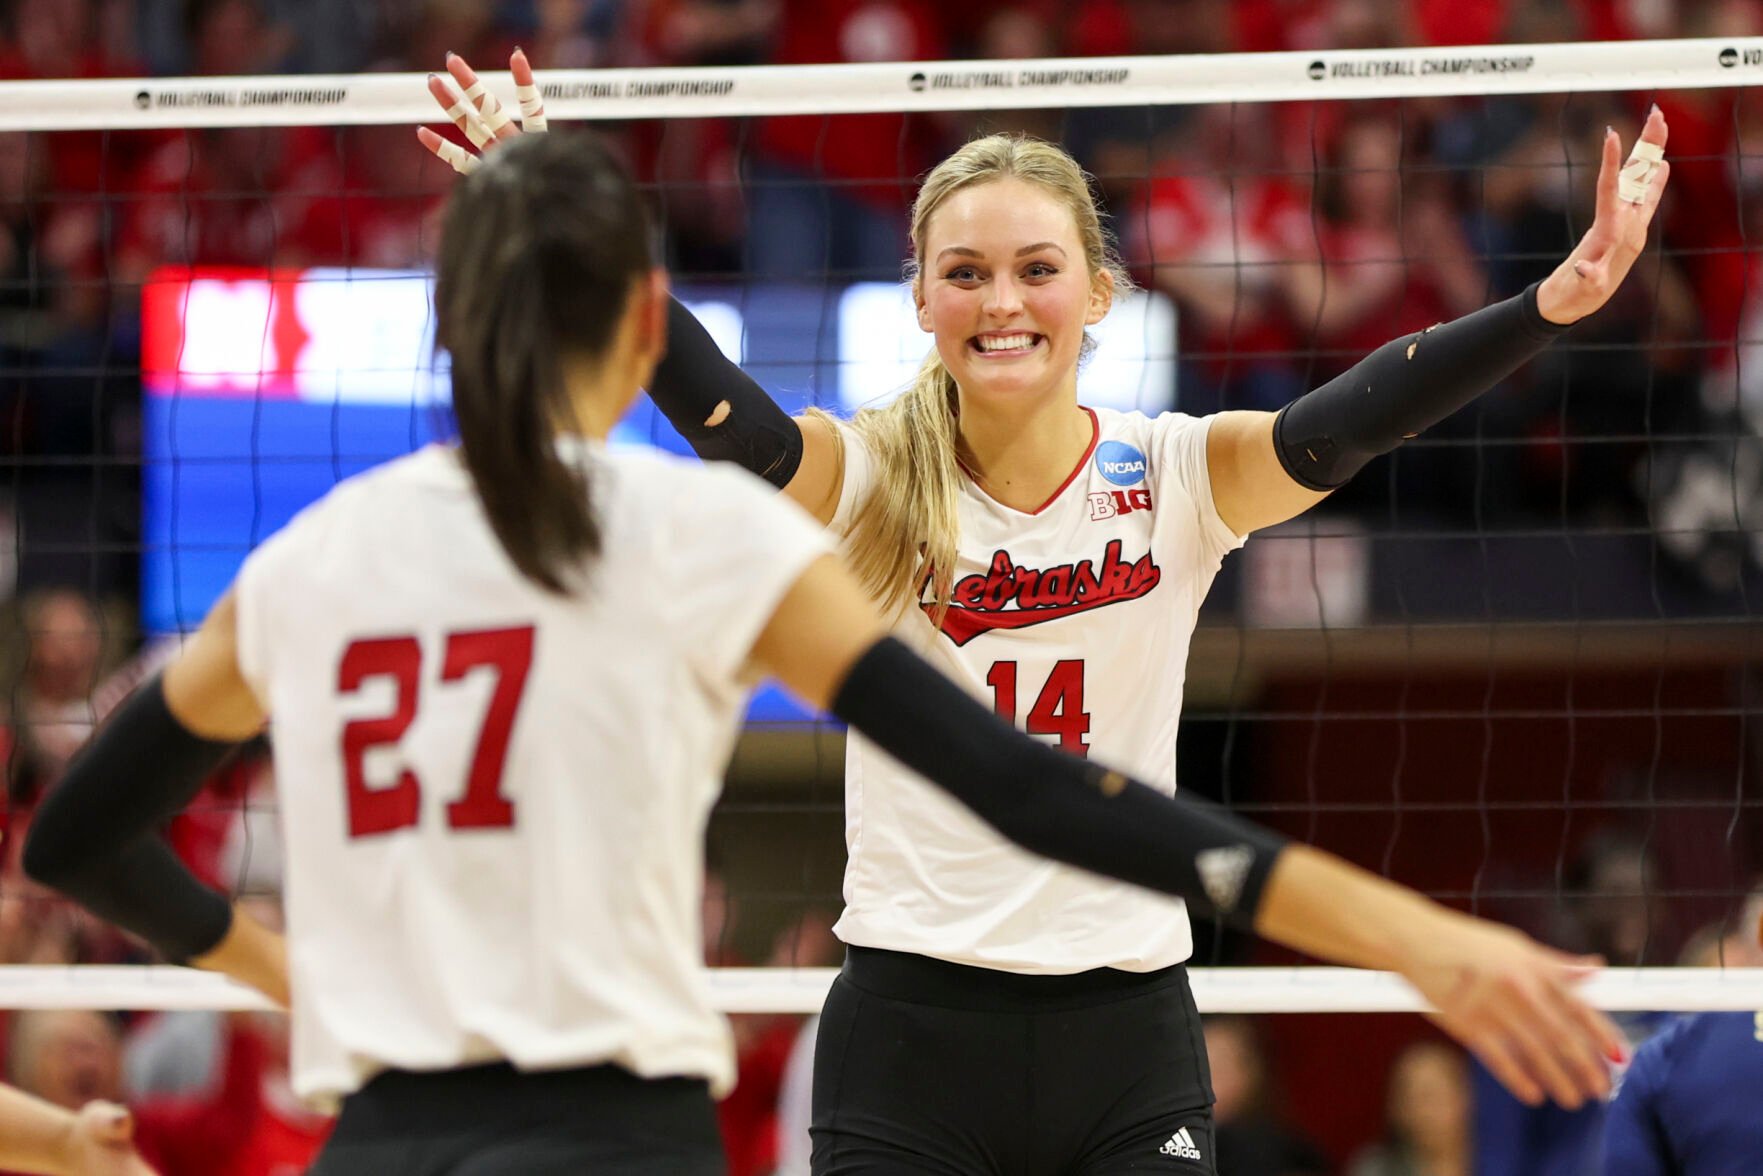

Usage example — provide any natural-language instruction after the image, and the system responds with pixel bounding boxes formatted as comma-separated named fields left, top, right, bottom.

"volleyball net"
left=0, top=37, right=1758, bottom=1035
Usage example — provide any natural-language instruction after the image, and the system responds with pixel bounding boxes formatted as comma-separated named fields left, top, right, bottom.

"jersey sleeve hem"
left=682, top=468, right=837, bottom=684
left=828, top=420, right=876, bottom=541
left=230, top=545, right=276, bottom=709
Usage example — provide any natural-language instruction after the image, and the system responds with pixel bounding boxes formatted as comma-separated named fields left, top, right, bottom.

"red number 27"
left=337, top=626, right=535, bottom=839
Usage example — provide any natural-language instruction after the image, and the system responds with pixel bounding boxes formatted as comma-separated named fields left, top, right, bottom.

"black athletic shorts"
left=812, top=946, right=1216, bottom=1175
left=307, top=1060, right=723, bottom=1176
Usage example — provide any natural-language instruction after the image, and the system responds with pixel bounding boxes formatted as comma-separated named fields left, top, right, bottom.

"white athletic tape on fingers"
left=484, top=104, right=513, bottom=134
left=516, top=84, right=548, bottom=132
left=463, top=81, right=487, bottom=104
left=1619, top=139, right=1664, bottom=204
left=433, top=137, right=479, bottom=175
left=446, top=99, right=494, bottom=148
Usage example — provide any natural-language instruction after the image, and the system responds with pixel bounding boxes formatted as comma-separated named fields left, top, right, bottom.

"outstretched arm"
left=0, top=1086, right=156, bottom=1175
left=1209, top=108, right=1670, bottom=536
left=417, top=51, right=848, bottom=523
left=750, top=553, right=1625, bottom=1111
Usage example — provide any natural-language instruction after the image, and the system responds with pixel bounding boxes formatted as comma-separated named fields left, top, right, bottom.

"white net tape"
left=1, top=966, right=1758, bottom=1015
left=0, top=37, right=1760, bottom=130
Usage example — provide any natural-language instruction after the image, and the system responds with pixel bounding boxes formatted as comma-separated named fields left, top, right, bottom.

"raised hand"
left=1535, top=106, right=1670, bottom=325
left=416, top=49, right=548, bottom=176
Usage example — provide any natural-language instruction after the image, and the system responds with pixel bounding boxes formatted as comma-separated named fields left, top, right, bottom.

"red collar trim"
left=959, top=407, right=1100, bottom=517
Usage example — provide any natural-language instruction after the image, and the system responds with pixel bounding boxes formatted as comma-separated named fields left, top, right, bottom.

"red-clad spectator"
left=0, top=0, right=160, bottom=330
left=637, top=0, right=779, bottom=68
left=111, top=0, right=339, bottom=277
left=131, top=1014, right=330, bottom=1176
left=1642, top=0, right=1763, bottom=357
left=717, top=910, right=841, bottom=1176
left=1280, top=110, right=1485, bottom=377
left=182, top=0, right=295, bottom=77
left=1057, top=0, right=1241, bottom=56
left=699, top=862, right=842, bottom=1176
left=0, top=0, right=150, bottom=186
left=3, top=1007, right=328, bottom=1176
left=1410, top=0, right=1507, bottom=45
left=382, top=0, right=511, bottom=78
left=7, top=591, right=106, bottom=808
left=749, top=0, right=949, bottom=278
left=307, top=123, right=452, bottom=270
left=1122, top=106, right=1314, bottom=412
left=620, top=2, right=773, bottom=274
left=114, top=124, right=346, bottom=279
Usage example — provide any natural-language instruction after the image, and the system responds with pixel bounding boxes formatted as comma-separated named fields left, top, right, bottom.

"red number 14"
left=985, top=659, right=1091, bottom=755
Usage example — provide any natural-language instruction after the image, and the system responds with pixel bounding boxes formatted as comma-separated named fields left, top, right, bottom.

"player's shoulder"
left=1087, top=406, right=1216, bottom=487
left=597, top=443, right=823, bottom=552
left=254, top=446, right=462, bottom=560
left=599, top=442, right=784, bottom=510
left=1089, top=405, right=1214, bottom=447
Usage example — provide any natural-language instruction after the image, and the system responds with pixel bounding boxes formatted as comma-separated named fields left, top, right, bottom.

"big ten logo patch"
left=1089, top=489, right=1152, bottom=520
left=1094, top=440, right=1148, bottom=486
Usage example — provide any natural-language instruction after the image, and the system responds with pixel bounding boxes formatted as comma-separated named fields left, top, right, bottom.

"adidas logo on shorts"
left=1158, top=1126, right=1204, bottom=1161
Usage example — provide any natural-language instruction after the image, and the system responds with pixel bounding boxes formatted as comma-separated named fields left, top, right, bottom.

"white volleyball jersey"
left=232, top=441, right=830, bottom=1107
left=831, top=407, right=1245, bottom=974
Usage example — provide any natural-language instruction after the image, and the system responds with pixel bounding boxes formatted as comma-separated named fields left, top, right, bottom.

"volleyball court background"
left=0, top=1, right=1757, bottom=1170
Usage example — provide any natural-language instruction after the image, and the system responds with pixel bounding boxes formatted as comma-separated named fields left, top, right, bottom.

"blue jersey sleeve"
left=1602, top=1027, right=1677, bottom=1176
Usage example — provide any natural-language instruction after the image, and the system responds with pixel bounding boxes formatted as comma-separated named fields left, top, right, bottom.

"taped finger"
left=516, top=83, right=549, bottom=132
left=430, top=136, right=480, bottom=175
left=460, top=80, right=517, bottom=139
left=445, top=96, right=495, bottom=148
left=1619, top=139, right=1664, bottom=205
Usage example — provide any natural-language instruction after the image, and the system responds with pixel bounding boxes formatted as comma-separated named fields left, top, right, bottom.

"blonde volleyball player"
left=425, top=55, right=1670, bottom=1175
left=28, top=129, right=1620, bottom=1176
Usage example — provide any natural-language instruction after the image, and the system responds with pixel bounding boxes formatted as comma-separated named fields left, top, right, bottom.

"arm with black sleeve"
left=1271, top=281, right=1567, bottom=490
left=822, top=634, right=1625, bottom=1111
left=648, top=296, right=804, bottom=489
left=22, top=674, right=237, bottom=965
left=830, top=636, right=1285, bottom=928
left=1271, top=111, right=1670, bottom=495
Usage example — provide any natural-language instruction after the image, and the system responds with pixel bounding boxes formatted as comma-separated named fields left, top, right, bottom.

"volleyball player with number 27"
left=22, top=69, right=1636, bottom=1176
left=420, top=52, right=1668, bottom=1176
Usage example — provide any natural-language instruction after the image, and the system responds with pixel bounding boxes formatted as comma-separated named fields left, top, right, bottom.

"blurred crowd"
left=0, top=0, right=1757, bottom=1172
left=0, top=0, right=1756, bottom=598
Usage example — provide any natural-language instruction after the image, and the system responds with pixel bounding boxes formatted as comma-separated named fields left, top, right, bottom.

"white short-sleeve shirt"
left=830, top=407, right=1245, bottom=974
left=233, top=441, right=830, bottom=1105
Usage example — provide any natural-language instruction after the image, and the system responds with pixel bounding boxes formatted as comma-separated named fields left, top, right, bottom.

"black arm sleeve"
left=648, top=296, right=804, bottom=489
left=1274, top=281, right=1570, bottom=490
left=830, top=639, right=1287, bottom=928
left=23, top=674, right=238, bottom=963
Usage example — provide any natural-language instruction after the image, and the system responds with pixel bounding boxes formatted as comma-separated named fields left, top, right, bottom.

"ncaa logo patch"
left=1094, top=440, right=1148, bottom=487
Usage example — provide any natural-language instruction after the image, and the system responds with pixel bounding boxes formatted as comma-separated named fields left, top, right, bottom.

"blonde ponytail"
left=810, top=349, right=963, bottom=624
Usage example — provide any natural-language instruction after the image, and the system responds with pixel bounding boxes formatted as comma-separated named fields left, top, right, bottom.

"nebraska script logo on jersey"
left=928, top=539, right=1162, bottom=646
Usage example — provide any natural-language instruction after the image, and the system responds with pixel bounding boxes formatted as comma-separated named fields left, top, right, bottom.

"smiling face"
left=915, top=176, right=1113, bottom=413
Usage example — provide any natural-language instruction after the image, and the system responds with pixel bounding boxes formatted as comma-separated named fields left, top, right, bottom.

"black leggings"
left=812, top=947, right=1216, bottom=1175
left=309, top=1061, right=724, bottom=1176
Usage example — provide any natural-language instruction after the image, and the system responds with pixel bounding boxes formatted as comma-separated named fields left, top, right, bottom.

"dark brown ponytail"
left=434, top=132, right=655, bottom=592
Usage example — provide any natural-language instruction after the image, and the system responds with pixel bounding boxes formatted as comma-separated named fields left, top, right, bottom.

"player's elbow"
left=22, top=825, right=78, bottom=892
